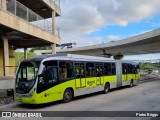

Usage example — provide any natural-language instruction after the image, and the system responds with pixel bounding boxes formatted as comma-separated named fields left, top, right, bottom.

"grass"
left=15, top=52, right=37, bottom=66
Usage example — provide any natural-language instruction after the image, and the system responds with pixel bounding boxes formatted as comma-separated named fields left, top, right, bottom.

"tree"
left=30, top=46, right=51, bottom=52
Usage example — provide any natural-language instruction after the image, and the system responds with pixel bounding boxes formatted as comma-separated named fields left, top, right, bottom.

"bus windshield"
left=15, top=62, right=39, bottom=94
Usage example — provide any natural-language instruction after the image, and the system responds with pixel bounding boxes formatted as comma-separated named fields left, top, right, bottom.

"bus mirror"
left=38, top=74, right=44, bottom=78
left=38, top=74, right=44, bottom=84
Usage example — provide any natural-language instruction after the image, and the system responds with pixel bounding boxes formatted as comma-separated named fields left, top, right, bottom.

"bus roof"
left=23, top=54, right=113, bottom=62
left=22, top=54, right=139, bottom=64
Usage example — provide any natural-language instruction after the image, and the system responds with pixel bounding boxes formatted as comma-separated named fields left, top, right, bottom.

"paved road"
left=0, top=75, right=160, bottom=120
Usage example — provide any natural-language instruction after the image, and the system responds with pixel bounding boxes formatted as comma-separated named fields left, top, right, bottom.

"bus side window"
left=104, top=63, right=112, bottom=76
left=129, top=64, right=135, bottom=74
left=112, top=63, right=116, bottom=75
left=137, top=64, right=140, bottom=72
left=134, top=65, right=137, bottom=74
left=127, top=64, right=129, bottom=74
left=99, top=63, right=103, bottom=76
left=96, top=64, right=100, bottom=77
left=75, top=64, right=80, bottom=78
left=122, top=64, right=125, bottom=74
left=86, top=63, right=95, bottom=77
left=59, top=61, right=74, bottom=80
left=45, top=67, right=58, bottom=84
left=128, top=64, right=131, bottom=74
left=122, top=63, right=128, bottom=74
left=75, top=63, right=85, bottom=78
left=80, top=63, right=85, bottom=78
left=130, top=64, right=134, bottom=74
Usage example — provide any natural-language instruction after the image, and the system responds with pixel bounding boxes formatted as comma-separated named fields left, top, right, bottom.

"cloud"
left=56, top=0, right=160, bottom=46
left=57, top=2, right=103, bottom=34
left=152, top=23, right=160, bottom=27
left=61, top=34, right=123, bottom=47
left=124, top=53, right=160, bottom=60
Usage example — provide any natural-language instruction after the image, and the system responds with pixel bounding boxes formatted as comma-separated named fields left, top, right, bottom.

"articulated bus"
left=15, top=54, right=140, bottom=104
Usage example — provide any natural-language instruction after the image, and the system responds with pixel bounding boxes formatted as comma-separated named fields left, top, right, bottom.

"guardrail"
left=5, top=0, right=60, bottom=38
left=0, top=66, right=17, bottom=76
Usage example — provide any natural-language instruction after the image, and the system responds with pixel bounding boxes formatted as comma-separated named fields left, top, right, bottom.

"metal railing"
left=56, top=27, right=61, bottom=38
left=52, top=0, right=61, bottom=8
left=5, top=0, right=60, bottom=38
left=0, top=66, right=17, bottom=76
left=0, top=0, right=2, bottom=8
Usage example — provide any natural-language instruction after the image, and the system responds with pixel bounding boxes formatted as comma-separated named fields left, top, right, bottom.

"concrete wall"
left=9, top=48, right=15, bottom=75
left=0, top=80, right=15, bottom=89
left=0, top=48, right=3, bottom=75
left=0, top=47, right=15, bottom=76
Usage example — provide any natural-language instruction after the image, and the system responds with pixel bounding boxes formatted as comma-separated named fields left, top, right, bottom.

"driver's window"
left=27, top=67, right=35, bottom=80
left=37, top=61, right=58, bottom=93
left=22, top=68, right=27, bottom=79
left=45, top=66, right=58, bottom=84
left=39, top=61, right=58, bottom=84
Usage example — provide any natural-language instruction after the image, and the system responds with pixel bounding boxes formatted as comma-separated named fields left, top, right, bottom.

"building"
left=34, top=43, right=77, bottom=55
left=0, top=0, right=61, bottom=81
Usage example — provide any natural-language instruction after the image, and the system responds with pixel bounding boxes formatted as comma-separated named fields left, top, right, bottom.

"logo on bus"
left=87, top=81, right=95, bottom=86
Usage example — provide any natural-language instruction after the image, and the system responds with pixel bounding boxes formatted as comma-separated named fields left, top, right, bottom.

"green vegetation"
left=140, top=63, right=160, bottom=72
left=30, top=46, right=51, bottom=52
left=15, top=52, right=37, bottom=66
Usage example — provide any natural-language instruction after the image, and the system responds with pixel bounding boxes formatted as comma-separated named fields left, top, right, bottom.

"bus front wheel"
left=103, top=83, right=110, bottom=94
left=63, top=89, right=73, bottom=103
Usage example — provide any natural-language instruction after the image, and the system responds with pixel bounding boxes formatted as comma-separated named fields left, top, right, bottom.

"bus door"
left=37, top=61, right=60, bottom=98
left=75, top=63, right=86, bottom=88
left=96, top=63, right=104, bottom=85
left=134, top=65, right=139, bottom=80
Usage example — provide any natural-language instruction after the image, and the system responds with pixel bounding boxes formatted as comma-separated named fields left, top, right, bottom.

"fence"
left=6, top=0, right=60, bottom=37
left=0, top=66, right=17, bottom=76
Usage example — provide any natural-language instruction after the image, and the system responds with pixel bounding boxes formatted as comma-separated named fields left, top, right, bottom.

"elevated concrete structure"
left=0, top=0, right=61, bottom=79
left=58, top=28, right=160, bottom=59
left=17, top=0, right=61, bottom=18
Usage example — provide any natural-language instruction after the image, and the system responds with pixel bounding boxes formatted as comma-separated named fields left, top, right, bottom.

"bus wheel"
left=130, top=80, right=133, bottom=87
left=103, top=83, right=110, bottom=94
left=63, top=89, right=73, bottom=103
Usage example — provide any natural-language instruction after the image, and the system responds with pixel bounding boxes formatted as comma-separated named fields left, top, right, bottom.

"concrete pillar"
left=52, top=11, right=56, bottom=35
left=52, top=11, right=56, bottom=54
left=2, top=0, right=7, bottom=10
left=51, top=44, right=56, bottom=54
left=24, top=48, right=27, bottom=59
left=2, top=35, right=9, bottom=76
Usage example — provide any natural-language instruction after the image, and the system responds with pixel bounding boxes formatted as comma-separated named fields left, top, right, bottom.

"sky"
left=54, top=0, right=160, bottom=60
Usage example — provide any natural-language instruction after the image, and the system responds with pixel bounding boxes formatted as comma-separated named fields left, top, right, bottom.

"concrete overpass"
left=58, top=28, right=160, bottom=59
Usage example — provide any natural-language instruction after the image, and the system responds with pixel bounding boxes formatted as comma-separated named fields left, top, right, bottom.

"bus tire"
left=130, top=80, right=133, bottom=87
left=103, top=83, right=110, bottom=94
left=63, top=89, right=73, bottom=103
